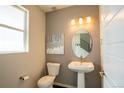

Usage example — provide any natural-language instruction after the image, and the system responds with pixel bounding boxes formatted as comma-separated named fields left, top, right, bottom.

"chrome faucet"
left=80, top=56, right=85, bottom=63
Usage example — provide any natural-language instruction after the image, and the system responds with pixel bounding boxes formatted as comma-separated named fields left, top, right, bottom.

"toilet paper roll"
left=20, top=75, right=29, bottom=80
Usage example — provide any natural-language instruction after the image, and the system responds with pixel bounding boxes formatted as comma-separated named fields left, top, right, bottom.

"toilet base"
left=37, top=75, right=55, bottom=88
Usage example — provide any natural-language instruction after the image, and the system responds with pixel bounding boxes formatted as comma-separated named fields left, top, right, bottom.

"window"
left=0, top=5, right=29, bottom=54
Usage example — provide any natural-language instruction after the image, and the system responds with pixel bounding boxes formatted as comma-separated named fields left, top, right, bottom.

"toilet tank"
left=47, top=62, right=60, bottom=76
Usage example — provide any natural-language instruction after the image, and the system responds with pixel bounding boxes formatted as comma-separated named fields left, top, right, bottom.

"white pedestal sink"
left=68, top=61, right=94, bottom=88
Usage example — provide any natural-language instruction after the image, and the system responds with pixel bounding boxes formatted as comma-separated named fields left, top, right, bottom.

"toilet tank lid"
left=47, top=62, right=60, bottom=66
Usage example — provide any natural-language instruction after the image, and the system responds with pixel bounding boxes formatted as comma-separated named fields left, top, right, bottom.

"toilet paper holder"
left=19, top=75, right=29, bottom=80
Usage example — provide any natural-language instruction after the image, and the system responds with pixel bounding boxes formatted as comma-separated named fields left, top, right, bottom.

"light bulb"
left=71, top=19, right=75, bottom=25
left=86, top=17, right=91, bottom=23
left=79, top=18, right=83, bottom=24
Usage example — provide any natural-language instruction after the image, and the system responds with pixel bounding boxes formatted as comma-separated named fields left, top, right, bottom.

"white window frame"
left=0, top=5, right=29, bottom=54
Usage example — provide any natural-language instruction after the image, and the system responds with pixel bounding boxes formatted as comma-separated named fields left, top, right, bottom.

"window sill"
left=0, top=50, right=29, bottom=55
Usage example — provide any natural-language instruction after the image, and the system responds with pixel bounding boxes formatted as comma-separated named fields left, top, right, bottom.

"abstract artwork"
left=46, top=32, right=64, bottom=54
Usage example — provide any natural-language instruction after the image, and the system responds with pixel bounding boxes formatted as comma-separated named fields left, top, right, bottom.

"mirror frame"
left=72, top=29, right=93, bottom=58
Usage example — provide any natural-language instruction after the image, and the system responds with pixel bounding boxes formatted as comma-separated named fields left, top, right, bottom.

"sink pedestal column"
left=78, top=73, right=85, bottom=88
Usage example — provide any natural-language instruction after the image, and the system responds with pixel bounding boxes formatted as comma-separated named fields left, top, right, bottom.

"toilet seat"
left=37, top=75, right=55, bottom=88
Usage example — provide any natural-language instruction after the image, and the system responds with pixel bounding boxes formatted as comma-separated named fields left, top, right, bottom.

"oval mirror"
left=72, top=29, right=93, bottom=58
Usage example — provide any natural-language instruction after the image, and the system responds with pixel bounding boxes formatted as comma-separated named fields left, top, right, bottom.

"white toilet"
left=37, top=62, right=60, bottom=88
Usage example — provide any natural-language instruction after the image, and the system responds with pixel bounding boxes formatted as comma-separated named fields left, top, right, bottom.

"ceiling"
left=39, top=5, right=71, bottom=12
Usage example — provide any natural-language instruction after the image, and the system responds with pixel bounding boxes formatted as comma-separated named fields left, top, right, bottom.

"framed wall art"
left=46, top=32, right=64, bottom=54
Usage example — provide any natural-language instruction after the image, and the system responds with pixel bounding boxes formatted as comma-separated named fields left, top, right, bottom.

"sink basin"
left=68, top=61, right=94, bottom=88
left=68, top=61, right=94, bottom=73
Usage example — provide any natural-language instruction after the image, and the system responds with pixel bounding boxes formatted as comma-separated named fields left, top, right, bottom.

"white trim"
left=54, top=82, right=76, bottom=88
left=0, top=51, right=28, bottom=55
left=25, top=6, right=29, bottom=52
left=0, top=24, right=24, bottom=32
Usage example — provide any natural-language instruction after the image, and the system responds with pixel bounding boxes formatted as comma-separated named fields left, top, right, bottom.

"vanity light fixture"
left=86, top=16, right=91, bottom=23
left=71, top=16, right=92, bottom=25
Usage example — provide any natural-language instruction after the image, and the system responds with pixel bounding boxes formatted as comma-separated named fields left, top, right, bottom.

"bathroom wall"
left=46, top=5, right=101, bottom=88
left=0, top=5, right=46, bottom=87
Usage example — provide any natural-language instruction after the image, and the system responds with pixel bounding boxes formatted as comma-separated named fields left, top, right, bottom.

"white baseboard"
left=54, top=82, right=76, bottom=88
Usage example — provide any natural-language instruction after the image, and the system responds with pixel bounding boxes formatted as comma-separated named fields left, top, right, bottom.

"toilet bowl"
left=37, top=62, right=60, bottom=88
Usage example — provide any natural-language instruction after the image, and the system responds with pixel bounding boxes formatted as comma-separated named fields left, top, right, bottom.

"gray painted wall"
left=46, top=5, right=101, bottom=88
left=0, top=5, right=46, bottom=87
